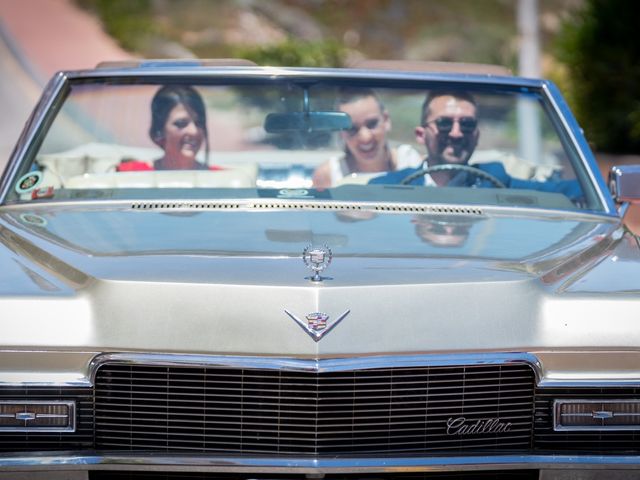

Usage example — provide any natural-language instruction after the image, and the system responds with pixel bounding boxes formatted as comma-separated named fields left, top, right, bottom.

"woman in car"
left=118, top=85, right=220, bottom=171
left=312, top=88, right=420, bottom=188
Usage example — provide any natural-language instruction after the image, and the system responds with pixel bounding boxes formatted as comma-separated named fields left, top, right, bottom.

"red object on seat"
left=116, top=160, right=154, bottom=172
left=116, top=160, right=225, bottom=172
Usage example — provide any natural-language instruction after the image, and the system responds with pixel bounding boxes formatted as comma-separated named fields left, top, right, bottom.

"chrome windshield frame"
left=0, top=66, right=619, bottom=218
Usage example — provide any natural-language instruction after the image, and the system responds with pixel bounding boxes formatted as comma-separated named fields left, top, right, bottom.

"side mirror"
left=608, top=165, right=640, bottom=203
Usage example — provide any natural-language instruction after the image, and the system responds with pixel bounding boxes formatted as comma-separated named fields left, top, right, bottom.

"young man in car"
left=369, top=90, right=583, bottom=203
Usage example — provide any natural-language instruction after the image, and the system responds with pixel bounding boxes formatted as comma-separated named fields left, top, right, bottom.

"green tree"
left=557, top=0, right=640, bottom=153
left=234, top=39, right=346, bottom=68
left=76, top=0, right=156, bottom=52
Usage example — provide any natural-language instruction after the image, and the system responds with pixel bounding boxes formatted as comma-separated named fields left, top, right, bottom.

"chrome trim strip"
left=0, top=453, right=639, bottom=471
left=1, top=198, right=620, bottom=223
left=63, top=65, right=541, bottom=86
left=3, top=351, right=640, bottom=388
left=538, top=378, right=640, bottom=388
left=0, top=379, right=91, bottom=388
left=88, top=352, right=542, bottom=385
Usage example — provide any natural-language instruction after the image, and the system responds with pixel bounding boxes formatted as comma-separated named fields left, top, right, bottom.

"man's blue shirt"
left=369, top=162, right=583, bottom=202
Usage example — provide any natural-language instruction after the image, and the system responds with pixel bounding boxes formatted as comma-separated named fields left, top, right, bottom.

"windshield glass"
left=8, top=76, right=600, bottom=211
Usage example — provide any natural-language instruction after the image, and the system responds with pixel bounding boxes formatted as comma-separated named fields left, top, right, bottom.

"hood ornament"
left=285, top=309, right=350, bottom=342
left=302, top=244, right=332, bottom=282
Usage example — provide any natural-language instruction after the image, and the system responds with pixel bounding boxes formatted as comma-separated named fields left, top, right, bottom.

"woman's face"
left=339, top=96, right=390, bottom=167
left=159, top=103, right=204, bottom=166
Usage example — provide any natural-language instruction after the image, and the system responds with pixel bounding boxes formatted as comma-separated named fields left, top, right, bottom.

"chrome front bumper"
left=0, top=454, right=640, bottom=478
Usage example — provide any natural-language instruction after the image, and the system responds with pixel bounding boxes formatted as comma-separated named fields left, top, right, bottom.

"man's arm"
left=312, top=162, right=333, bottom=189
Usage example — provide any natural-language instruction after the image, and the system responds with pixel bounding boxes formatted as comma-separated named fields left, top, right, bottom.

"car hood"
left=0, top=203, right=637, bottom=356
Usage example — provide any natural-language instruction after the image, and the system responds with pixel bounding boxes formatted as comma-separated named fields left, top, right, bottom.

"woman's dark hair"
left=149, top=85, right=210, bottom=163
left=335, top=87, right=388, bottom=161
left=336, top=87, right=385, bottom=112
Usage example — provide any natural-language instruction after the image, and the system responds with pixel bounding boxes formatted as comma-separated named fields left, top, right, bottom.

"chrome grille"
left=95, top=363, right=535, bottom=455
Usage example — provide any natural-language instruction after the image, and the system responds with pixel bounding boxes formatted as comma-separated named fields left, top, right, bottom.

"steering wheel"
left=400, top=163, right=507, bottom=188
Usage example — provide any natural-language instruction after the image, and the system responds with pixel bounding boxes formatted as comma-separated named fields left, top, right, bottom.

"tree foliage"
left=556, top=0, right=640, bottom=153
left=75, top=0, right=156, bottom=52
left=234, top=39, right=346, bottom=68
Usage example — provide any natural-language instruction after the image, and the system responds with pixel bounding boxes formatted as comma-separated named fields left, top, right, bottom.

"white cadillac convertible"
left=0, top=60, right=639, bottom=480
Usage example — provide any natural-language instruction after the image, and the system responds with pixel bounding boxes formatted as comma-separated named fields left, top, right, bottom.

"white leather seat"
left=65, top=169, right=255, bottom=189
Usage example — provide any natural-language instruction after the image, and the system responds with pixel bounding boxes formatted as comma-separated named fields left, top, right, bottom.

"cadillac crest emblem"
left=284, top=309, right=350, bottom=342
left=306, top=312, right=328, bottom=331
left=302, top=244, right=332, bottom=282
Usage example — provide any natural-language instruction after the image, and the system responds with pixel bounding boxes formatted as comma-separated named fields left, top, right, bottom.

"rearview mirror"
left=264, top=111, right=352, bottom=133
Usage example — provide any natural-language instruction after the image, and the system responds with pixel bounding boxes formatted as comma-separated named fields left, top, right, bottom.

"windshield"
left=7, top=76, right=601, bottom=211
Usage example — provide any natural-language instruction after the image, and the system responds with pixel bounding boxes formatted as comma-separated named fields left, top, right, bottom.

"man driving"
left=416, top=90, right=479, bottom=187
left=369, top=90, right=583, bottom=202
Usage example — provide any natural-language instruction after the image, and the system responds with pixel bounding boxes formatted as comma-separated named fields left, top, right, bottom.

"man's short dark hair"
left=420, top=90, right=477, bottom=126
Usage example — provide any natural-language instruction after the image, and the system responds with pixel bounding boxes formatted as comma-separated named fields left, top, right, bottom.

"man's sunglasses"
left=427, top=116, right=478, bottom=134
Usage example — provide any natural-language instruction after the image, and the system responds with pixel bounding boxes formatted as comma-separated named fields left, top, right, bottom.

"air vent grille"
left=131, top=201, right=483, bottom=216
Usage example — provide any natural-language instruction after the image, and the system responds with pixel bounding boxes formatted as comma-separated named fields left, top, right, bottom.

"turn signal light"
left=554, top=399, right=640, bottom=431
left=0, top=401, right=75, bottom=432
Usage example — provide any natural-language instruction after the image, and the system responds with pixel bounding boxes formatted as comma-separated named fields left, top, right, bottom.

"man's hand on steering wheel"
left=400, top=163, right=507, bottom=188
